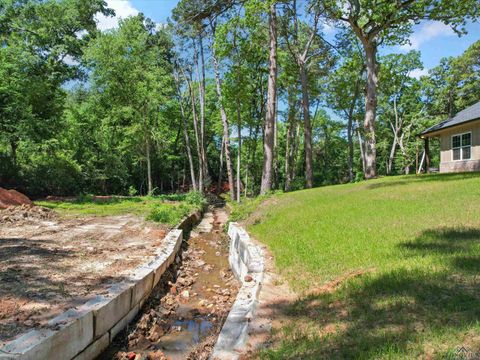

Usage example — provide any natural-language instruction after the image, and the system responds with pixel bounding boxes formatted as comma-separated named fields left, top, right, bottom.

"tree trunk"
left=10, top=140, right=17, bottom=167
left=346, top=74, right=361, bottom=182
left=387, top=134, right=398, bottom=175
left=196, top=35, right=210, bottom=186
left=292, top=120, right=300, bottom=182
left=356, top=120, right=366, bottom=174
left=186, top=70, right=203, bottom=192
left=387, top=94, right=401, bottom=175
left=143, top=105, right=153, bottom=195
left=347, top=115, right=354, bottom=182
left=180, top=98, right=197, bottom=191
left=299, top=62, right=313, bottom=188
left=236, top=97, right=242, bottom=203
left=273, top=104, right=279, bottom=189
left=260, top=2, right=277, bottom=195
left=425, top=137, right=430, bottom=173
left=146, top=137, right=152, bottom=195
left=399, top=134, right=409, bottom=174
left=217, top=136, right=224, bottom=195
left=363, top=43, right=378, bottom=179
left=285, top=123, right=292, bottom=192
left=174, top=70, right=197, bottom=190
left=211, top=43, right=235, bottom=200
left=285, top=91, right=296, bottom=191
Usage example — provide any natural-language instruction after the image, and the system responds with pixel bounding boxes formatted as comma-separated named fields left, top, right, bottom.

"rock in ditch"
left=147, top=324, right=165, bottom=342
left=244, top=274, right=254, bottom=282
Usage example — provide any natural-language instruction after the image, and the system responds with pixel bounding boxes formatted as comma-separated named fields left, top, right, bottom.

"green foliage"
left=37, top=194, right=202, bottom=227
left=423, top=40, right=480, bottom=118
left=128, top=186, right=138, bottom=197
left=147, top=203, right=190, bottom=226
left=184, top=190, right=207, bottom=207
left=1, top=0, right=479, bottom=199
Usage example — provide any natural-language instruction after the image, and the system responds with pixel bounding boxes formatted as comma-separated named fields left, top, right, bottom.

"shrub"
left=184, top=190, right=206, bottom=207
left=147, top=203, right=190, bottom=225
left=128, top=186, right=138, bottom=196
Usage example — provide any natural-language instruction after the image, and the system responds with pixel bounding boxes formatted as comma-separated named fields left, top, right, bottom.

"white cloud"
left=63, top=55, right=79, bottom=66
left=156, top=23, right=168, bottom=31
left=409, top=68, right=429, bottom=79
left=322, top=21, right=336, bottom=35
left=400, top=21, right=455, bottom=51
left=96, top=0, right=139, bottom=31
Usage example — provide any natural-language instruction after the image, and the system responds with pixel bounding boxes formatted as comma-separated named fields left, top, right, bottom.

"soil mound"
left=0, top=188, right=33, bottom=209
left=0, top=204, right=57, bottom=225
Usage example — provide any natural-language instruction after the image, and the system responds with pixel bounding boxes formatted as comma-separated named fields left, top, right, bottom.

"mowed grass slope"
left=239, top=173, right=480, bottom=359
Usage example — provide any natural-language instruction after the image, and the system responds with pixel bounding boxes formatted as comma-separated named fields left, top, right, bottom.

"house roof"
left=420, top=101, right=480, bottom=137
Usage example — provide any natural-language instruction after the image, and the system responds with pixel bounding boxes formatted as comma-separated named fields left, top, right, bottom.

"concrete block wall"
left=212, top=222, right=265, bottom=360
left=0, top=228, right=185, bottom=360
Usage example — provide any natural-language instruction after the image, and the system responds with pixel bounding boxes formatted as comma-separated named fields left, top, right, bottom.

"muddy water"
left=100, top=206, right=239, bottom=360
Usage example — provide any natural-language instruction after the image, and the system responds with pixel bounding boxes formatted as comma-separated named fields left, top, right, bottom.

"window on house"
left=452, top=133, right=471, bottom=161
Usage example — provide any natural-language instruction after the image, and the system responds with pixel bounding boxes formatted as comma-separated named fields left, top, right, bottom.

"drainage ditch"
left=99, top=202, right=239, bottom=360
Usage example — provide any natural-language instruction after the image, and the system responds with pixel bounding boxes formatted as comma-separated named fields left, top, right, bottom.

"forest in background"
left=1, top=0, right=479, bottom=198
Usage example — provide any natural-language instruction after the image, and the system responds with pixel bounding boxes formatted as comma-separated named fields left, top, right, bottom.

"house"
left=419, top=101, right=480, bottom=173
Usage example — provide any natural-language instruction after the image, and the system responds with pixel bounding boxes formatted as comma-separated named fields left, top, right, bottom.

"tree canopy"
left=1, top=0, right=479, bottom=197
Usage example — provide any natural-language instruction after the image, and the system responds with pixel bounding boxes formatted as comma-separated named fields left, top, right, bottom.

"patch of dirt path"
left=239, top=240, right=297, bottom=359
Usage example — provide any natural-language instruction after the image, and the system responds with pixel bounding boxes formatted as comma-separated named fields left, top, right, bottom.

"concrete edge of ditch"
left=0, top=210, right=203, bottom=360
left=211, top=222, right=265, bottom=360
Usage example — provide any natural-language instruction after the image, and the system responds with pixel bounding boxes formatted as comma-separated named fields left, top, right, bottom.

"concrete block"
left=0, top=308, right=93, bottom=360
left=131, top=267, right=154, bottom=306
left=147, top=255, right=167, bottom=287
left=110, top=304, right=139, bottom=341
left=153, top=258, right=168, bottom=287
left=212, top=224, right=265, bottom=360
left=93, top=282, right=133, bottom=337
left=73, top=332, right=109, bottom=360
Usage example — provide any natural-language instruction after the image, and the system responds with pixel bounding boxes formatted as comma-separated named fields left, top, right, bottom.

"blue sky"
left=98, top=0, right=479, bottom=77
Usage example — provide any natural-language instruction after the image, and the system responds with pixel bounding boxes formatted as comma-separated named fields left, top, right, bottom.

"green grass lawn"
left=36, top=192, right=205, bottom=226
left=234, top=173, right=480, bottom=359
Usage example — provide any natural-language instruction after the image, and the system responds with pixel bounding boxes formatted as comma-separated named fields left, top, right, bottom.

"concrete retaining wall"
left=211, top=222, right=265, bottom=360
left=0, top=229, right=185, bottom=360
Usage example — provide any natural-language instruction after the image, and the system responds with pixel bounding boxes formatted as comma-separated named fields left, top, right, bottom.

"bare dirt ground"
left=0, top=206, right=168, bottom=345
left=239, top=238, right=297, bottom=360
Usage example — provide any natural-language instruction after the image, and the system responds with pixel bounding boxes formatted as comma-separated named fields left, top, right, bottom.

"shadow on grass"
left=258, top=227, right=480, bottom=359
left=365, top=172, right=480, bottom=190
left=402, top=227, right=480, bottom=249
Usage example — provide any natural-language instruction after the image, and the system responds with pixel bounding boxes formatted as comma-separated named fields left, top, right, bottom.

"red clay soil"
left=0, top=188, right=33, bottom=209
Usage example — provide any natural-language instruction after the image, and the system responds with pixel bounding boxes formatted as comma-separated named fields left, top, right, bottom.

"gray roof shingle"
left=421, top=101, right=480, bottom=136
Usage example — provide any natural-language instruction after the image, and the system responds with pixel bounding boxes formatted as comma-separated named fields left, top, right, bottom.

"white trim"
left=451, top=131, right=472, bottom=161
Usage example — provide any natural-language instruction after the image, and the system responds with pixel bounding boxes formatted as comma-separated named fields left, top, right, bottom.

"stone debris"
left=0, top=204, right=57, bottom=225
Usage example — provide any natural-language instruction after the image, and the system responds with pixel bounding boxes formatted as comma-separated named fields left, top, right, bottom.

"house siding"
left=438, top=120, right=480, bottom=173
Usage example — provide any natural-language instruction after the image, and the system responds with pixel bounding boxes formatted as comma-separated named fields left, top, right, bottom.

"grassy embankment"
left=37, top=191, right=206, bottom=226
left=232, top=173, right=480, bottom=359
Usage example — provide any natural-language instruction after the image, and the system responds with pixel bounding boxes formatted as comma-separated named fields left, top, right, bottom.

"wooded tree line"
left=0, top=0, right=479, bottom=198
